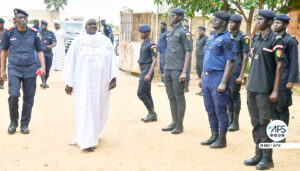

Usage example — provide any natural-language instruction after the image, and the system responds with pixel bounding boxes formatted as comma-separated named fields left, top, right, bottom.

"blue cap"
left=198, top=26, right=206, bottom=30
left=258, top=10, right=276, bottom=20
left=0, top=18, right=4, bottom=23
left=13, top=8, right=28, bottom=17
left=213, top=11, right=231, bottom=20
left=138, top=24, right=151, bottom=33
left=171, top=8, right=185, bottom=15
left=230, top=14, right=243, bottom=22
left=41, top=20, right=48, bottom=25
left=275, top=13, right=290, bottom=23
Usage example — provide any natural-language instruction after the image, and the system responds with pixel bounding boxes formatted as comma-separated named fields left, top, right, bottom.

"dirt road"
left=0, top=71, right=299, bottom=171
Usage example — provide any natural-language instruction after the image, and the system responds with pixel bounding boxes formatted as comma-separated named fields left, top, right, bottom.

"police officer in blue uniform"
left=244, top=10, right=285, bottom=170
left=0, top=9, right=46, bottom=135
left=161, top=8, right=193, bottom=134
left=183, top=24, right=193, bottom=93
left=273, top=14, right=299, bottom=130
left=200, top=11, right=236, bottom=149
left=227, top=14, right=250, bottom=132
left=157, top=22, right=168, bottom=83
left=0, top=18, right=5, bottom=89
left=137, top=24, right=158, bottom=123
left=101, top=19, right=114, bottom=44
left=195, top=26, right=208, bottom=96
left=40, top=20, right=56, bottom=88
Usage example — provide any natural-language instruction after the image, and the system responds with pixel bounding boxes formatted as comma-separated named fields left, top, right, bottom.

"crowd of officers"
left=136, top=8, right=298, bottom=170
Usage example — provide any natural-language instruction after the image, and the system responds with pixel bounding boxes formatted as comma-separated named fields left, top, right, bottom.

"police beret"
left=13, top=8, right=28, bottom=17
left=213, top=11, right=231, bottom=20
left=258, top=10, right=276, bottom=20
left=41, top=20, right=48, bottom=25
left=275, top=13, right=290, bottom=22
left=171, top=8, right=185, bottom=15
left=230, top=14, right=243, bottom=22
left=160, top=22, right=167, bottom=26
left=0, top=18, right=4, bottom=23
left=198, top=26, right=206, bottom=30
left=138, top=24, right=151, bottom=33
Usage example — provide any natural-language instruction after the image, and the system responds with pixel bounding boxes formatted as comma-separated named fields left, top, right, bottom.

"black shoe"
left=244, top=145, right=262, bottom=166
left=21, top=126, right=30, bottom=134
left=228, top=111, right=233, bottom=126
left=0, top=83, right=4, bottom=89
left=8, top=121, right=18, bottom=134
left=201, top=130, right=219, bottom=145
left=40, top=83, right=46, bottom=88
left=162, top=123, right=176, bottom=131
left=143, top=112, right=157, bottom=123
left=171, top=126, right=183, bottom=134
left=228, top=111, right=240, bottom=132
left=256, top=149, right=274, bottom=170
left=196, top=90, right=203, bottom=96
left=84, top=147, right=94, bottom=152
left=210, top=133, right=226, bottom=149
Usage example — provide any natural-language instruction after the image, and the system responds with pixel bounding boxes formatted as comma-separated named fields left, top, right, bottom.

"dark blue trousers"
left=202, top=71, right=229, bottom=134
left=8, top=75, right=37, bottom=127
left=137, top=64, right=154, bottom=109
left=44, top=55, right=53, bottom=81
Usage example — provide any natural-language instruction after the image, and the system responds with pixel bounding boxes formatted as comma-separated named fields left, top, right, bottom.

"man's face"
left=228, top=21, right=240, bottom=32
left=85, top=19, right=98, bottom=35
left=170, top=13, right=182, bottom=25
left=41, top=24, right=47, bottom=30
left=54, top=23, right=60, bottom=29
left=101, top=20, right=106, bottom=26
left=212, top=17, right=225, bottom=30
left=34, top=21, right=39, bottom=28
left=160, top=24, right=166, bottom=32
left=257, top=15, right=271, bottom=30
left=0, top=22, right=4, bottom=29
left=273, top=20, right=287, bottom=32
left=198, top=29, right=205, bottom=36
left=139, top=32, right=149, bottom=39
left=14, top=13, right=28, bottom=28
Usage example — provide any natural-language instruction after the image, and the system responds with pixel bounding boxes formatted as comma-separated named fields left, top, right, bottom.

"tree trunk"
left=259, top=0, right=263, bottom=9
left=222, top=0, right=229, bottom=11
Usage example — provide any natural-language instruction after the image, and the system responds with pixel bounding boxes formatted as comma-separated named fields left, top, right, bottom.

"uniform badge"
left=151, top=45, right=157, bottom=53
left=186, top=33, right=191, bottom=42
left=37, top=32, right=42, bottom=40
left=245, top=36, right=250, bottom=45
left=254, top=55, right=259, bottom=60
left=107, top=27, right=109, bottom=30
left=275, top=49, right=283, bottom=58
left=275, top=35, right=282, bottom=40
left=44, top=40, right=47, bottom=43
left=6, top=27, right=14, bottom=31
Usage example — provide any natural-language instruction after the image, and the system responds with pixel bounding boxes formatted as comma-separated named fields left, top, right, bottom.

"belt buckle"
left=205, top=72, right=209, bottom=75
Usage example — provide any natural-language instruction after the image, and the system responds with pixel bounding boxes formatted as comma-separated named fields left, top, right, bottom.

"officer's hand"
left=198, top=79, right=202, bottom=88
left=46, top=45, right=53, bottom=49
left=65, top=85, right=73, bottom=95
left=269, top=91, right=278, bottom=102
left=286, top=82, right=294, bottom=90
left=236, top=76, right=243, bottom=85
left=217, top=83, right=226, bottom=92
left=37, top=67, right=46, bottom=76
left=0, top=70, right=7, bottom=81
left=144, top=74, right=151, bottom=81
left=109, top=78, right=117, bottom=90
left=179, top=72, right=187, bottom=82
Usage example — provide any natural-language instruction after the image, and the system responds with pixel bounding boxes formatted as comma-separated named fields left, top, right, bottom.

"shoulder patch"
left=151, top=44, right=157, bottom=53
left=6, top=27, right=15, bottom=31
left=30, top=27, right=38, bottom=32
left=244, top=35, right=250, bottom=45
left=186, top=32, right=191, bottom=42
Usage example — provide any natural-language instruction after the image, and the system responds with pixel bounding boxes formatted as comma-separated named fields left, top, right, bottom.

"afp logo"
left=266, top=120, right=288, bottom=141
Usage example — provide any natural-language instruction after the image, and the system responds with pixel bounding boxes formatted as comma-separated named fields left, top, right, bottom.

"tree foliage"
left=44, top=0, right=68, bottom=12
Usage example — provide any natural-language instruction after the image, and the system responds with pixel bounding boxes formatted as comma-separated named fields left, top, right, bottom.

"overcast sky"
left=0, top=0, right=157, bottom=25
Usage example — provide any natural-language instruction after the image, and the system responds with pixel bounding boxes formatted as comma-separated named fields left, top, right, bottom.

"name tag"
left=10, top=38, right=16, bottom=41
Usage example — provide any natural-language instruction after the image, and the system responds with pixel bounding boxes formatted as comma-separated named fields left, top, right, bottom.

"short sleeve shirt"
left=41, top=30, right=56, bottom=56
left=138, top=38, right=157, bottom=65
left=247, top=31, right=285, bottom=93
left=0, top=27, right=43, bottom=78
left=157, top=30, right=168, bottom=53
left=164, top=23, right=193, bottom=70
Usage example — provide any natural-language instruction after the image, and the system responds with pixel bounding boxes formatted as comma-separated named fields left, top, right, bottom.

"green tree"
left=155, top=0, right=300, bottom=35
left=44, top=0, right=68, bottom=19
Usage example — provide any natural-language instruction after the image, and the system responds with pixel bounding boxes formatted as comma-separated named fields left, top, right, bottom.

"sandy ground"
left=0, top=70, right=299, bottom=171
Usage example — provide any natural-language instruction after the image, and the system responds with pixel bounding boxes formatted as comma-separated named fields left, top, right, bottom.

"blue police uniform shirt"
left=203, top=31, right=236, bottom=72
left=0, top=27, right=43, bottom=78
left=41, top=30, right=56, bottom=57
left=157, top=30, right=168, bottom=54
left=138, top=38, right=158, bottom=65
left=103, top=25, right=114, bottom=43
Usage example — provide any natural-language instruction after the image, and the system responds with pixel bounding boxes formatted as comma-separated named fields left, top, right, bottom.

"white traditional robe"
left=53, top=28, right=66, bottom=71
left=62, top=25, right=119, bottom=149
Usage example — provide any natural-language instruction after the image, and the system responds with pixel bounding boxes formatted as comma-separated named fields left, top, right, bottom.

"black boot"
left=142, top=107, right=157, bottom=122
left=8, top=121, right=18, bottom=134
left=162, top=112, right=177, bottom=131
left=228, top=111, right=233, bottom=126
left=184, top=82, right=189, bottom=93
left=256, top=149, right=274, bottom=170
left=244, top=145, right=262, bottom=166
left=84, top=146, right=95, bottom=152
left=228, top=111, right=240, bottom=132
left=201, top=130, right=219, bottom=145
left=21, top=126, right=30, bottom=134
left=210, top=133, right=227, bottom=149
left=171, top=111, right=184, bottom=134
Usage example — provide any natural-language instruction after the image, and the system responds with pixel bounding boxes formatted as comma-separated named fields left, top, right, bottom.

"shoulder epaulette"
left=6, top=27, right=15, bottom=31
left=30, top=27, right=38, bottom=32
